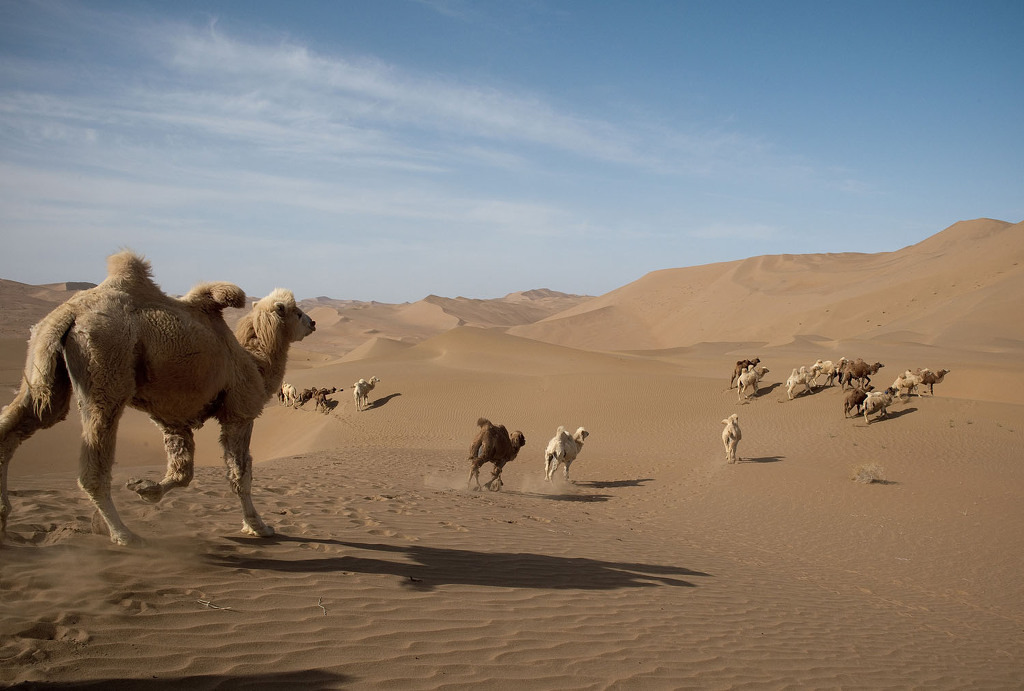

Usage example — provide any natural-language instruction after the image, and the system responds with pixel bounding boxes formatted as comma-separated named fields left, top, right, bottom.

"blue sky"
left=1, top=1, right=1022, bottom=302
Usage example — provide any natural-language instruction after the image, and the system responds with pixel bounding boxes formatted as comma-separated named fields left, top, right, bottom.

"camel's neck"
left=245, top=340, right=291, bottom=399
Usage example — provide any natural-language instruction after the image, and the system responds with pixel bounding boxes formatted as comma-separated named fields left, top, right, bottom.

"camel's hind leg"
left=221, top=421, right=273, bottom=537
left=77, top=400, right=141, bottom=545
left=484, top=462, right=505, bottom=491
left=0, top=380, right=72, bottom=538
left=126, top=424, right=195, bottom=503
left=544, top=454, right=557, bottom=482
left=467, top=461, right=483, bottom=490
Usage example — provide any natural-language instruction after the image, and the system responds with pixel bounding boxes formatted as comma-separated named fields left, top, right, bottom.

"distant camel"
left=736, top=365, right=769, bottom=402
left=730, top=358, right=760, bottom=389
left=721, top=414, right=741, bottom=463
left=0, top=251, right=315, bottom=545
left=467, top=418, right=526, bottom=491
left=916, top=368, right=950, bottom=395
left=353, top=376, right=381, bottom=411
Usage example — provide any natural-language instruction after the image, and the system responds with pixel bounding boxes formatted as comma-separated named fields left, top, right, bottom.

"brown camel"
left=467, top=417, right=526, bottom=491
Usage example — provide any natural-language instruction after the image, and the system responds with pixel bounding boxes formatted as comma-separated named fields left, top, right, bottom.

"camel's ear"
left=581, top=430, right=589, bottom=440
left=274, top=301, right=287, bottom=315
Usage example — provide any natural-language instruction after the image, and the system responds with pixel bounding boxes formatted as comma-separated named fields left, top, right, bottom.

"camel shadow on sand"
left=365, top=393, right=401, bottom=410
left=15, top=670, right=352, bottom=690
left=506, top=489, right=612, bottom=503
left=211, top=537, right=711, bottom=591
left=855, top=406, right=918, bottom=426
left=739, top=456, right=785, bottom=464
left=575, top=478, right=654, bottom=489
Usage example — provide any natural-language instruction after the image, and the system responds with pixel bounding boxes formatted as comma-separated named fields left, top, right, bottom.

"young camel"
left=0, top=251, right=315, bottom=545
left=467, top=418, right=526, bottom=491
left=721, top=414, right=742, bottom=464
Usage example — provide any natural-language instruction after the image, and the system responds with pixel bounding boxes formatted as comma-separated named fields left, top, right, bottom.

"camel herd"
left=0, top=251, right=952, bottom=544
left=722, top=355, right=950, bottom=463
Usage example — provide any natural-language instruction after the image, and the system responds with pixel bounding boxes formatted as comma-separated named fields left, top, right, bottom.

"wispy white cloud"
left=0, top=3, right=884, bottom=300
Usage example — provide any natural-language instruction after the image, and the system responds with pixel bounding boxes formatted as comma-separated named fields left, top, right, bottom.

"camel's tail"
left=22, top=301, right=77, bottom=420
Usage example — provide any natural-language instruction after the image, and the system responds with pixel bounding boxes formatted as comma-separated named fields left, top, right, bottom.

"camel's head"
left=722, top=414, right=739, bottom=426
left=574, top=427, right=589, bottom=445
left=259, top=289, right=316, bottom=342
left=510, top=431, right=526, bottom=454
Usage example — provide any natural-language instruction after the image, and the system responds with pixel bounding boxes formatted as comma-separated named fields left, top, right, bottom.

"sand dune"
left=511, top=218, right=1024, bottom=351
left=1, top=218, right=1023, bottom=688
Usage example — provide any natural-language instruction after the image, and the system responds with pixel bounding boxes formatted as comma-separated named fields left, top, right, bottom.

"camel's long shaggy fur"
left=0, top=250, right=315, bottom=545
left=544, top=426, right=589, bottom=482
left=467, top=417, right=525, bottom=491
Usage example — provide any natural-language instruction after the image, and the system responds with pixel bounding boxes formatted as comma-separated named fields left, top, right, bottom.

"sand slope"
left=1, top=218, right=1023, bottom=688
left=511, top=218, right=1024, bottom=351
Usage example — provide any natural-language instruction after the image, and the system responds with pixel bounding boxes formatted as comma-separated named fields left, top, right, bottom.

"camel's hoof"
left=113, top=533, right=147, bottom=548
left=125, top=478, right=164, bottom=504
left=242, top=522, right=275, bottom=538
left=102, top=522, right=145, bottom=547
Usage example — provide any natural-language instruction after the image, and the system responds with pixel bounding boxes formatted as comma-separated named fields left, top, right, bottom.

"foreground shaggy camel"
left=721, top=414, right=741, bottom=463
left=0, top=251, right=315, bottom=545
left=544, top=426, right=589, bottom=482
left=467, top=417, right=526, bottom=491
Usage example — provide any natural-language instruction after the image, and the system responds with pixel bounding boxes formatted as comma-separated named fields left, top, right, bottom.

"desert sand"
left=1, top=218, right=1023, bottom=688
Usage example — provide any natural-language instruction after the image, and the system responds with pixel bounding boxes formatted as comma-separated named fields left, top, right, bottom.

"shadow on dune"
left=366, top=393, right=401, bottom=410
left=858, top=407, right=918, bottom=425
left=741, top=456, right=784, bottom=464
left=7, top=670, right=352, bottom=690
left=209, top=538, right=710, bottom=591
left=757, top=382, right=783, bottom=396
left=575, top=478, right=654, bottom=489
left=508, top=490, right=612, bottom=502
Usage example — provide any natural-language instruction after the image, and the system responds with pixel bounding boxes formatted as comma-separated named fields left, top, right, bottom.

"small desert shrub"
left=851, top=462, right=886, bottom=484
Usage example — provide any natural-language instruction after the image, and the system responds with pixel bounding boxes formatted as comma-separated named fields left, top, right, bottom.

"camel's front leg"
left=127, top=424, right=195, bottom=503
left=221, top=421, right=274, bottom=537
